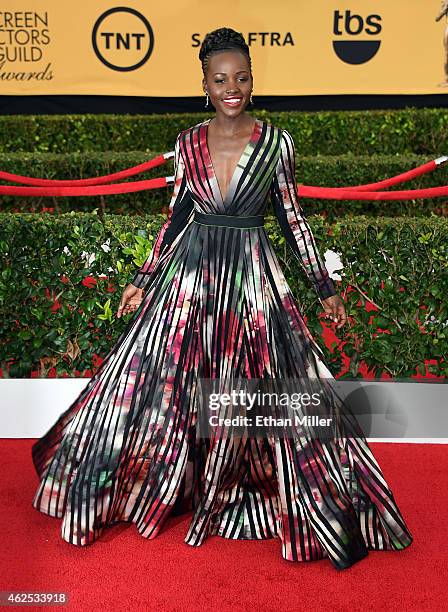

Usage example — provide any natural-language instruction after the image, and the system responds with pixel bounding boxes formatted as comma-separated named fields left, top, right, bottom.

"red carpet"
left=1, top=440, right=446, bottom=611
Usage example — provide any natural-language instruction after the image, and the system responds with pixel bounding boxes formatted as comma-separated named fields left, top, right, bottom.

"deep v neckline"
left=204, top=117, right=258, bottom=205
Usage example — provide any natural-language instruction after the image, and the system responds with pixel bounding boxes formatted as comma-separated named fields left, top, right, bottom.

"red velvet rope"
left=0, top=176, right=170, bottom=196
left=0, top=156, right=446, bottom=200
left=298, top=184, right=448, bottom=200
left=298, top=157, right=448, bottom=200
left=337, top=160, right=438, bottom=191
left=0, top=153, right=171, bottom=187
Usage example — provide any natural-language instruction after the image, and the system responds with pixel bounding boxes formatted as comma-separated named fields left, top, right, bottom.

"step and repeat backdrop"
left=1, top=0, right=448, bottom=96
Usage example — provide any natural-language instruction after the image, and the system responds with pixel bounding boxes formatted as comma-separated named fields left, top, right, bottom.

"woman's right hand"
left=116, top=284, right=145, bottom=318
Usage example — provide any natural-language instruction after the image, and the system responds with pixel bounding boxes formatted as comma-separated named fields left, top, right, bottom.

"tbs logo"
left=333, top=10, right=382, bottom=65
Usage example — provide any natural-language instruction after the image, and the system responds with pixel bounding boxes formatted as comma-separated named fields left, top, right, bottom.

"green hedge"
left=0, top=212, right=446, bottom=379
left=1, top=151, right=446, bottom=218
left=0, top=107, right=447, bottom=155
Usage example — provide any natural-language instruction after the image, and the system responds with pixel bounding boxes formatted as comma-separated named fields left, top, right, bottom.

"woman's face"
left=202, top=50, right=253, bottom=116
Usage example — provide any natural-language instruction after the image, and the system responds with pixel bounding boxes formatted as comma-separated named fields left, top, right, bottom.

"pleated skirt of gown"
left=31, top=218, right=413, bottom=570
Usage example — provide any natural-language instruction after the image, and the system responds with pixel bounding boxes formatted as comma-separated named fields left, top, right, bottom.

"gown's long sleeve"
left=131, top=132, right=194, bottom=289
left=270, top=129, right=337, bottom=301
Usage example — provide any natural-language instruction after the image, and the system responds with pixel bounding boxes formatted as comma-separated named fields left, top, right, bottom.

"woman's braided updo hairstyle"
left=199, top=27, right=252, bottom=74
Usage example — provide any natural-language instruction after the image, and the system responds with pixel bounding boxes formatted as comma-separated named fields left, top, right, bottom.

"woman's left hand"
left=321, top=294, right=347, bottom=329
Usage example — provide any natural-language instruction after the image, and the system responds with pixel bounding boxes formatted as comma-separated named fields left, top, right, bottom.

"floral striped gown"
left=32, top=118, right=413, bottom=570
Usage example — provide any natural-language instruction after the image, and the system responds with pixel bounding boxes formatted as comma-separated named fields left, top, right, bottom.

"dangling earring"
left=250, top=93, right=254, bottom=106
left=205, top=92, right=209, bottom=108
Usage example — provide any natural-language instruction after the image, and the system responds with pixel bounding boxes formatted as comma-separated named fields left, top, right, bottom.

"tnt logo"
left=333, top=10, right=382, bottom=65
left=92, top=7, right=154, bottom=72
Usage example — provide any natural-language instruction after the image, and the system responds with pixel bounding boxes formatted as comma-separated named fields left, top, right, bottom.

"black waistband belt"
left=193, top=210, right=265, bottom=228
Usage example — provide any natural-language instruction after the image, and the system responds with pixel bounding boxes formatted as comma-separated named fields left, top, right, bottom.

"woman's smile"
left=222, top=96, right=244, bottom=108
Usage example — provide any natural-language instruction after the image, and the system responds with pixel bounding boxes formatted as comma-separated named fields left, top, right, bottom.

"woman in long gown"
left=31, top=27, right=413, bottom=570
